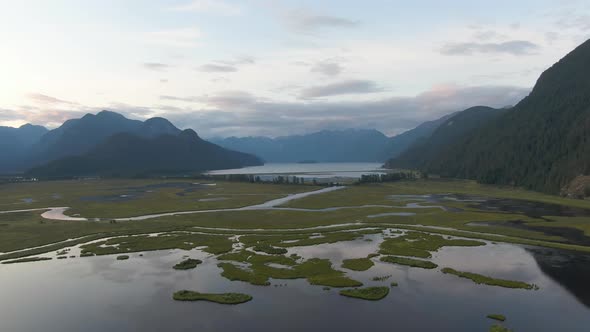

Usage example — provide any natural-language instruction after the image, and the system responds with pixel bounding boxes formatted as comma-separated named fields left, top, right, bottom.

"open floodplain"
left=1, top=179, right=590, bottom=331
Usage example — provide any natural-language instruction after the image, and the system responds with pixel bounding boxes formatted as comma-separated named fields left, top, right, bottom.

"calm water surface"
left=206, top=162, right=386, bottom=179
left=1, top=232, right=589, bottom=332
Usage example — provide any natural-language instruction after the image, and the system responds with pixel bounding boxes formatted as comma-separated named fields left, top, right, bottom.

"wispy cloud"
left=160, top=95, right=200, bottom=103
left=199, top=91, right=257, bottom=108
left=161, top=90, right=256, bottom=108
left=142, top=62, right=170, bottom=71
left=285, top=9, right=359, bottom=32
left=219, top=55, right=256, bottom=66
left=197, top=56, right=255, bottom=73
left=555, top=12, right=590, bottom=31
left=299, top=80, right=383, bottom=98
left=170, top=0, right=242, bottom=16
left=198, top=64, right=238, bottom=73
left=441, top=40, right=540, bottom=56
left=310, top=61, right=343, bottom=77
left=147, top=27, right=201, bottom=48
left=26, top=93, right=76, bottom=106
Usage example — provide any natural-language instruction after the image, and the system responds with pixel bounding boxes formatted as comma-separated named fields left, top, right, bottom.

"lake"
left=206, top=162, right=387, bottom=180
left=0, top=233, right=589, bottom=332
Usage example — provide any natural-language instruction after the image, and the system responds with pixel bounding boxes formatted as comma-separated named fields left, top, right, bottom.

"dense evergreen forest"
left=386, top=39, right=590, bottom=194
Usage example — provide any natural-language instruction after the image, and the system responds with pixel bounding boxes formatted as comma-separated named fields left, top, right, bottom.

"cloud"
left=161, top=90, right=256, bottom=108
left=210, top=77, right=231, bottom=84
left=285, top=9, right=359, bottom=32
left=555, top=13, right=590, bottom=31
left=510, top=23, right=521, bottom=30
left=310, top=61, right=342, bottom=76
left=170, top=0, right=241, bottom=16
left=441, top=40, right=540, bottom=56
left=472, top=30, right=506, bottom=41
left=105, top=103, right=157, bottom=118
left=158, top=84, right=530, bottom=138
left=147, top=27, right=201, bottom=48
left=219, top=55, right=256, bottom=66
left=3, top=85, right=531, bottom=138
left=299, top=80, right=383, bottom=98
left=0, top=108, right=22, bottom=122
left=0, top=106, right=89, bottom=128
left=200, top=91, right=258, bottom=108
left=143, top=62, right=170, bottom=71
left=197, top=56, right=255, bottom=73
left=198, top=64, right=238, bottom=72
left=0, top=100, right=153, bottom=129
left=160, top=95, right=200, bottom=103
left=26, top=93, right=76, bottom=105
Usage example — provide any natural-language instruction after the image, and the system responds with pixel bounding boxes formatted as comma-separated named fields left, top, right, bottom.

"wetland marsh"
left=1, top=178, right=590, bottom=331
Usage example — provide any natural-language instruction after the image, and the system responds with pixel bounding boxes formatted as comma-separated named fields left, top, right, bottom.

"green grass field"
left=0, top=179, right=320, bottom=218
left=1, top=178, right=590, bottom=263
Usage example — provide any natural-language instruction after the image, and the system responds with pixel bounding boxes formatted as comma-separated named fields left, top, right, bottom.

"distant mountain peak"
left=96, top=110, right=125, bottom=118
left=180, top=128, right=200, bottom=140
left=18, top=123, right=47, bottom=131
left=144, top=117, right=173, bottom=125
left=141, top=117, right=181, bottom=138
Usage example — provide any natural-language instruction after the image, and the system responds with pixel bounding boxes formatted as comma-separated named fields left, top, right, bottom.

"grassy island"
left=489, top=324, right=512, bottom=332
left=487, top=314, right=506, bottom=322
left=339, top=287, right=390, bottom=300
left=252, top=243, right=288, bottom=255
left=1, top=256, right=52, bottom=264
left=217, top=254, right=362, bottom=288
left=442, top=268, right=538, bottom=290
left=341, top=258, right=374, bottom=271
left=379, top=232, right=485, bottom=258
left=380, top=256, right=438, bottom=269
left=173, top=290, right=252, bottom=304
left=116, top=255, right=129, bottom=260
left=173, top=258, right=203, bottom=270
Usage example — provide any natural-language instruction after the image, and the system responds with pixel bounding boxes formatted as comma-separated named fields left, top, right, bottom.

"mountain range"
left=26, top=111, right=181, bottom=167
left=211, top=129, right=390, bottom=163
left=210, top=120, right=451, bottom=164
left=28, top=129, right=261, bottom=177
left=0, top=111, right=262, bottom=177
left=0, top=124, right=48, bottom=173
left=387, top=38, right=590, bottom=194
left=0, top=110, right=454, bottom=176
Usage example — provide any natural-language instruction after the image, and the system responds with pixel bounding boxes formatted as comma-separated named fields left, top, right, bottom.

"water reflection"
left=528, top=247, right=590, bottom=308
left=0, top=235, right=589, bottom=332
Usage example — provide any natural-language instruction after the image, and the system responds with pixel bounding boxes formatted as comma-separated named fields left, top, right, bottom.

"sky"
left=0, top=0, right=589, bottom=138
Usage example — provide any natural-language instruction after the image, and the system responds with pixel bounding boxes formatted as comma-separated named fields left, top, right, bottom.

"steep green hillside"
left=425, top=39, right=590, bottom=193
left=28, top=129, right=263, bottom=177
left=385, top=106, right=506, bottom=170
